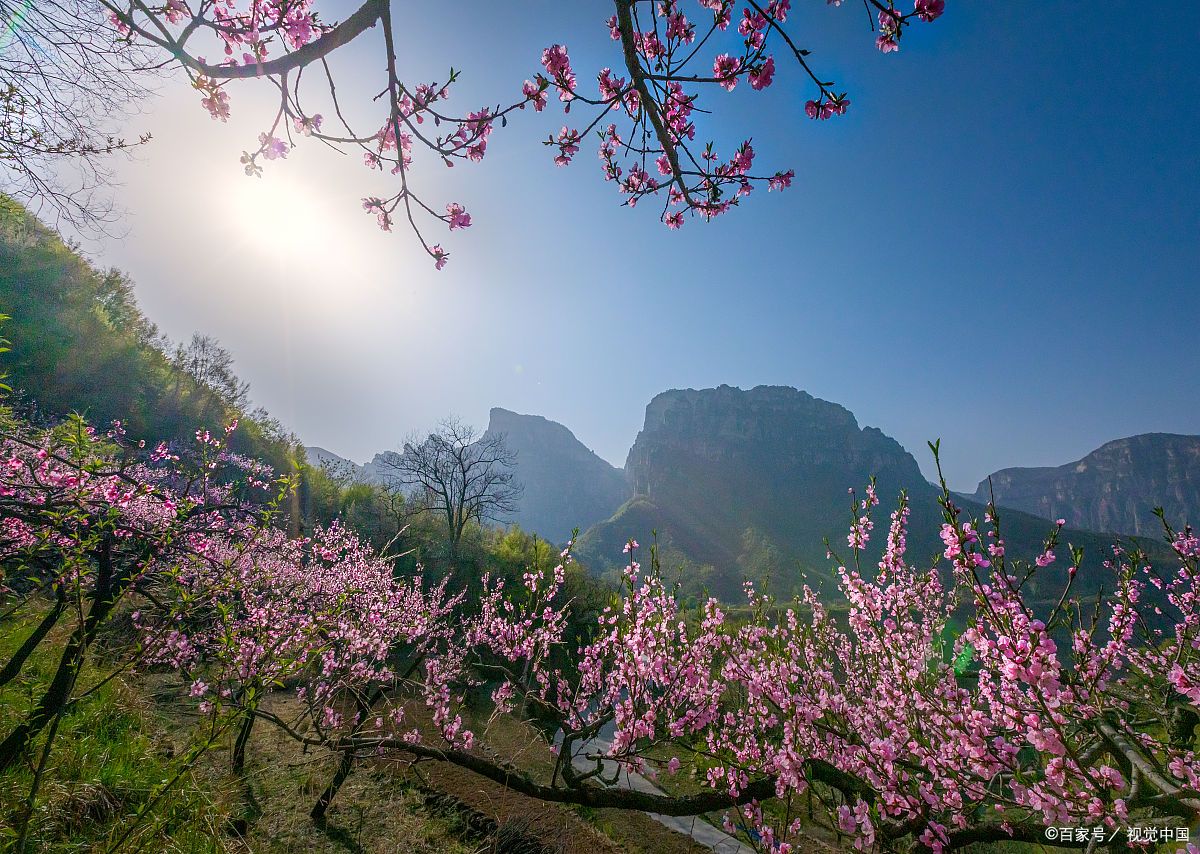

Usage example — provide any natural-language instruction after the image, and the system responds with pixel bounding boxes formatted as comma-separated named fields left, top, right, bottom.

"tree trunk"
left=0, top=611, right=94, bottom=769
left=1169, top=703, right=1199, bottom=751
left=308, top=689, right=383, bottom=822
left=310, top=747, right=356, bottom=823
left=0, top=590, right=66, bottom=689
left=232, top=707, right=256, bottom=776
left=0, top=547, right=126, bottom=771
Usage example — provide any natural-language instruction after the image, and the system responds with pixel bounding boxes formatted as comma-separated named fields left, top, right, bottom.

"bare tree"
left=0, top=0, right=153, bottom=231
left=171, top=333, right=251, bottom=411
left=385, top=417, right=521, bottom=553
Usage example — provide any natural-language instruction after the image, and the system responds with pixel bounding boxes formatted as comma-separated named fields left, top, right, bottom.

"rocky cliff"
left=973, top=434, right=1200, bottom=536
left=483, top=408, right=629, bottom=543
left=626, top=385, right=926, bottom=497
left=577, top=386, right=1157, bottom=602
left=580, top=386, right=933, bottom=593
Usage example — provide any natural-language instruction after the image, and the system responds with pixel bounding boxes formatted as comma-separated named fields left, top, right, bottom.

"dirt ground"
left=218, top=690, right=714, bottom=854
left=384, top=705, right=712, bottom=854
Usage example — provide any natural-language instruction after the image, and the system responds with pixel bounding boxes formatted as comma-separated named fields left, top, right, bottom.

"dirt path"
left=567, top=732, right=754, bottom=854
left=385, top=708, right=711, bottom=854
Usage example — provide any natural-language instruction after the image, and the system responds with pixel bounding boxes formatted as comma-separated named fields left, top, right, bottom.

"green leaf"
left=953, top=642, right=975, bottom=676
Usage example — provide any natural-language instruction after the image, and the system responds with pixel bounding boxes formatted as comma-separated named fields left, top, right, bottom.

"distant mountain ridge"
left=304, top=388, right=1181, bottom=602
left=575, top=386, right=1169, bottom=601
left=303, top=446, right=401, bottom=485
left=305, top=445, right=358, bottom=472
left=972, top=433, right=1200, bottom=537
left=482, top=408, right=629, bottom=543
left=303, top=409, right=629, bottom=543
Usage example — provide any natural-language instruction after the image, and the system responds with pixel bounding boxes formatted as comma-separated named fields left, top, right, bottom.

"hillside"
left=577, top=386, right=1170, bottom=602
left=0, top=197, right=351, bottom=529
left=972, top=433, right=1200, bottom=537
left=0, top=197, right=291, bottom=463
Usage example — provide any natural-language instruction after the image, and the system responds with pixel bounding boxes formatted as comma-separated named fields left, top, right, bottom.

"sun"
left=227, top=173, right=330, bottom=261
left=211, top=162, right=420, bottom=318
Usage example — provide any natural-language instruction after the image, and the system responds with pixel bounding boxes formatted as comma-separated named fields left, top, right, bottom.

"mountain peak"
left=975, top=433, right=1200, bottom=536
left=640, top=385, right=858, bottom=438
left=483, top=408, right=628, bottom=543
left=574, top=385, right=933, bottom=594
left=628, top=385, right=898, bottom=487
left=305, top=445, right=362, bottom=472
left=488, top=407, right=580, bottom=441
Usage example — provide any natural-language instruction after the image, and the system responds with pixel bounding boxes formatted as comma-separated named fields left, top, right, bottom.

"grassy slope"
left=0, top=609, right=478, bottom=853
left=0, top=605, right=714, bottom=853
left=0, top=612, right=233, bottom=852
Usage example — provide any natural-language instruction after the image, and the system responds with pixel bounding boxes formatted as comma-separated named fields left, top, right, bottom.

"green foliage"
left=0, top=613, right=232, bottom=852
left=0, top=200, right=238, bottom=444
left=0, top=198, right=353, bottom=528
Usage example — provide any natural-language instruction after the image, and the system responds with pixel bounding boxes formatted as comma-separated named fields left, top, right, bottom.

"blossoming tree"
left=95, top=0, right=945, bottom=267
left=3, top=410, right=1200, bottom=852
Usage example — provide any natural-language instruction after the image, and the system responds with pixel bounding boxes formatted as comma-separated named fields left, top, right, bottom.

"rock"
left=973, top=434, right=1200, bottom=536
left=483, top=408, right=629, bottom=544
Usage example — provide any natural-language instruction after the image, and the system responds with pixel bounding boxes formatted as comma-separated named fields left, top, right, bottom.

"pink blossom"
left=713, top=54, right=740, bottom=90
left=915, top=0, right=945, bottom=22
left=258, top=133, right=288, bottom=160
left=749, top=56, right=775, bottom=90
left=540, top=44, right=577, bottom=100
left=293, top=114, right=323, bottom=136
left=767, top=170, right=794, bottom=191
left=522, top=79, right=548, bottom=112
left=445, top=202, right=472, bottom=230
left=199, top=86, right=230, bottom=122
left=552, top=127, right=581, bottom=166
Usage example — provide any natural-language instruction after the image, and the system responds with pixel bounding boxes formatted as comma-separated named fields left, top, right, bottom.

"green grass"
left=0, top=610, right=234, bottom=852
left=0, top=607, right=490, bottom=854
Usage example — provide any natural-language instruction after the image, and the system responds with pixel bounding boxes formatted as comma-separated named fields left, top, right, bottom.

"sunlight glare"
left=228, top=173, right=330, bottom=263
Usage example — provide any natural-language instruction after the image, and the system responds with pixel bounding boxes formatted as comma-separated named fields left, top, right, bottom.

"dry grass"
left=2, top=607, right=751, bottom=854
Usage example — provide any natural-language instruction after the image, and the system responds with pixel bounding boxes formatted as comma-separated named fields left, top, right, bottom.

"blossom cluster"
left=532, top=1, right=945, bottom=231
left=104, top=1, right=947, bottom=266
left=13, top=414, right=1199, bottom=851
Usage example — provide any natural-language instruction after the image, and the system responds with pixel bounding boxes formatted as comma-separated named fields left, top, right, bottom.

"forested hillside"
left=1, top=199, right=279, bottom=458
left=0, top=196, right=380, bottom=538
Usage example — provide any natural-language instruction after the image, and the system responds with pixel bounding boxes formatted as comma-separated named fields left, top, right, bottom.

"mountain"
left=302, top=446, right=403, bottom=486
left=483, top=407, right=629, bottom=543
left=971, top=434, right=1200, bottom=537
left=358, top=450, right=402, bottom=484
left=306, top=445, right=360, bottom=472
left=302, top=410, right=626, bottom=543
left=576, top=386, right=1166, bottom=602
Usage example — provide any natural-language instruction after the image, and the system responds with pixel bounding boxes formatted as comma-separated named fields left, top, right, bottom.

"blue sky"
left=93, top=1, right=1198, bottom=491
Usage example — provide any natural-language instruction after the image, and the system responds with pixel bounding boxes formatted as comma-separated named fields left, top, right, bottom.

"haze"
left=89, top=1, right=1200, bottom=490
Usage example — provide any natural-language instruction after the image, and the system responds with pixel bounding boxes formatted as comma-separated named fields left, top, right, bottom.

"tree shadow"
left=312, top=816, right=367, bottom=854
